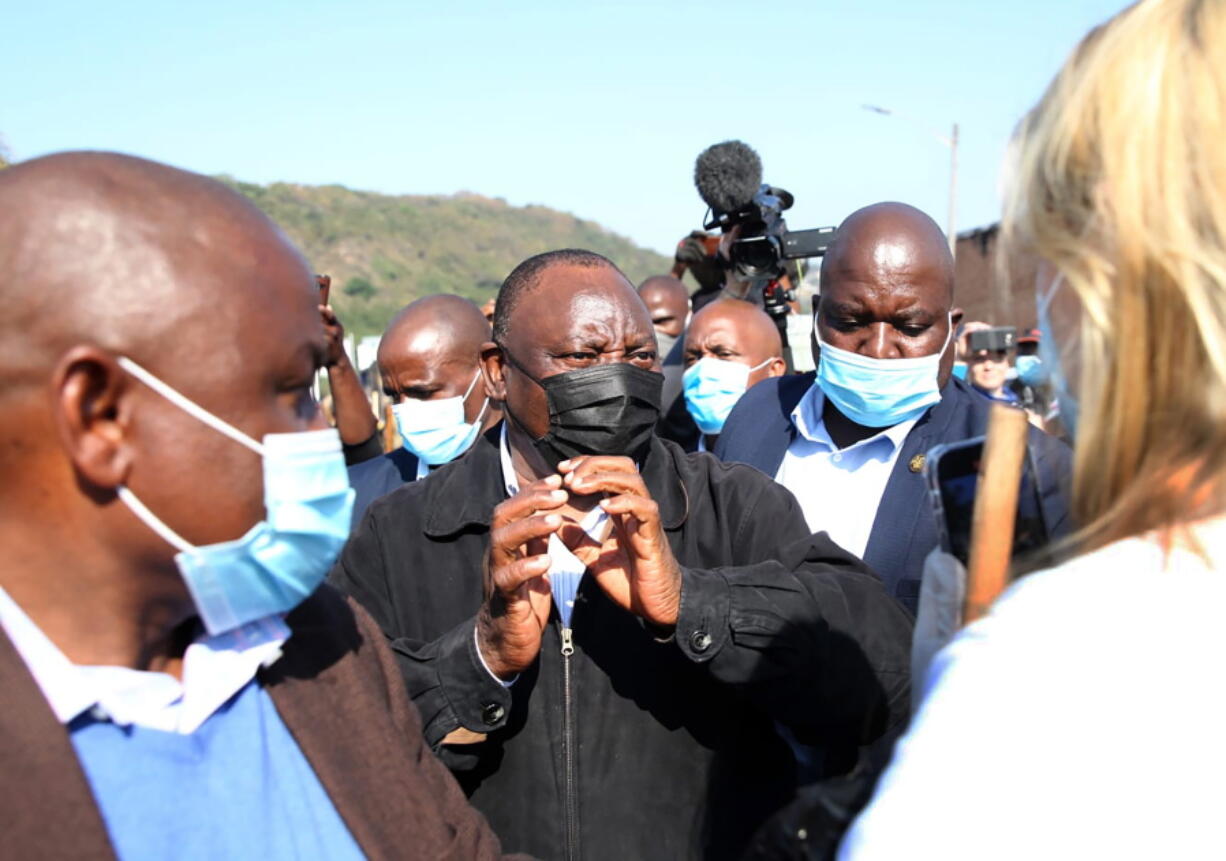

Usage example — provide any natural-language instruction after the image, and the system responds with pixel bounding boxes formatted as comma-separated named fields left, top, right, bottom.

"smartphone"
left=924, top=436, right=1049, bottom=566
left=316, top=273, right=331, bottom=306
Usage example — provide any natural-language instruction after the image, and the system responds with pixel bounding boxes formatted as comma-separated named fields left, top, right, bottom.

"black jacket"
left=714, top=375, right=1073, bottom=612
left=331, top=425, right=912, bottom=861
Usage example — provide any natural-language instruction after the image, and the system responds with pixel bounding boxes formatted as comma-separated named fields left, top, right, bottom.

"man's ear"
left=50, top=346, right=134, bottom=492
left=479, top=340, right=507, bottom=401
left=951, top=306, right=965, bottom=331
left=767, top=357, right=788, bottom=378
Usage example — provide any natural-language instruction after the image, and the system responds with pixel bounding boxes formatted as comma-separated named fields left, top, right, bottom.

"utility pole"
left=862, top=105, right=960, bottom=258
left=947, top=123, right=959, bottom=256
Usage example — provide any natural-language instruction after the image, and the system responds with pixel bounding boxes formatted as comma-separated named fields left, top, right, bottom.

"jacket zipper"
left=561, top=625, right=578, bottom=861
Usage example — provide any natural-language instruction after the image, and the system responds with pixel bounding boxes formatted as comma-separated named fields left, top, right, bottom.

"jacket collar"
left=424, top=421, right=689, bottom=537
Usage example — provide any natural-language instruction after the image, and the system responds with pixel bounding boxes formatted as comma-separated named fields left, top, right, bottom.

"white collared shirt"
left=775, top=384, right=918, bottom=558
left=0, top=586, right=288, bottom=735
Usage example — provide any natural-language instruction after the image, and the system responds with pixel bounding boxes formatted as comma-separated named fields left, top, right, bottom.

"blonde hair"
left=1001, top=0, right=1226, bottom=556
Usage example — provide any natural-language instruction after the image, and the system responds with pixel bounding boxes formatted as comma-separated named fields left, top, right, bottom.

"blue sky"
left=5, top=0, right=1127, bottom=255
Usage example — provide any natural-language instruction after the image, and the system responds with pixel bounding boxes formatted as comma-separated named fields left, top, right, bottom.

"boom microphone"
left=693, top=140, right=763, bottom=216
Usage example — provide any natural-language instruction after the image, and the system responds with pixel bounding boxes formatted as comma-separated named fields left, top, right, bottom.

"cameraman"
left=671, top=230, right=726, bottom=312
left=959, top=323, right=1021, bottom=405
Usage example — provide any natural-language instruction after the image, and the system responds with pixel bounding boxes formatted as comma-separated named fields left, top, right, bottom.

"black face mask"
left=503, top=352, right=664, bottom=470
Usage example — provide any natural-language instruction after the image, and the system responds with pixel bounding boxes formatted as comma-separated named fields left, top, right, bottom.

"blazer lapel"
left=0, top=628, right=115, bottom=859
left=862, top=385, right=961, bottom=600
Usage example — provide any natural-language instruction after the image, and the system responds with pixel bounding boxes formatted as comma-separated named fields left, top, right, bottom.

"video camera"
left=692, top=141, right=836, bottom=341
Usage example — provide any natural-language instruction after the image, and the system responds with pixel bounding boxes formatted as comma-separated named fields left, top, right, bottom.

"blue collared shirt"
left=774, top=385, right=918, bottom=558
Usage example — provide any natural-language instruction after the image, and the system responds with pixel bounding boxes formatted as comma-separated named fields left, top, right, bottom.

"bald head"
left=685, top=298, right=782, bottom=368
left=0, top=151, right=313, bottom=381
left=816, top=202, right=957, bottom=387
left=821, top=202, right=954, bottom=306
left=637, top=275, right=690, bottom=339
left=378, top=294, right=496, bottom=425
left=380, top=294, right=491, bottom=369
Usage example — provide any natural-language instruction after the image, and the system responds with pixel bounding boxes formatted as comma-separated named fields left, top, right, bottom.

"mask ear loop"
left=115, top=485, right=194, bottom=553
left=461, top=367, right=482, bottom=400
left=458, top=365, right=491, bottom=429
left=116, top=357, right=265, bottom=457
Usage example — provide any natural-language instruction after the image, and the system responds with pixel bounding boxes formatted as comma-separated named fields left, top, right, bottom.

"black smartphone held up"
left=924, top=436, right=1049, bottom=566
left=316, top=273, right=331, bottom=307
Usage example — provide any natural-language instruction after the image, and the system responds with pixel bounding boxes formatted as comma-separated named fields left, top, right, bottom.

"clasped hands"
left=475, top=455, right=682, bottom=680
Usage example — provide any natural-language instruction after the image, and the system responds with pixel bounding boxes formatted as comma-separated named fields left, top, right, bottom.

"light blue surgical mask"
left=393, top=369, right=489, bottom=465
left=682, top=356, right=775, bottom=435
left=1037, top=281, right=1078, bottom=435
left=952, top=361, right=969, bottom=381
left=1015, top=354, right=1048, bottom=387
left=114, top=357, right=354, bottom=635
left=815, top=315, right=953, bottom=428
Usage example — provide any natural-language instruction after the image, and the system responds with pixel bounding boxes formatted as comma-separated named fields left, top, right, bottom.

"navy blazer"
left=347, top=447, right=421, bottom=529
left=714, top=374, right=1072, bottom=612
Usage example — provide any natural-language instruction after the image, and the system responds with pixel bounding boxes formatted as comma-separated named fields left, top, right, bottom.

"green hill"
left=218, top=177, right=673, bottom=338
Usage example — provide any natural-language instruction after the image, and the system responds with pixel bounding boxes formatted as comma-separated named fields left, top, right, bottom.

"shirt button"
left=481, top=702, right=505, bottom=726
left=832, top=452, right=842, bottom=463
left=690, top=631, right=713, bottom=653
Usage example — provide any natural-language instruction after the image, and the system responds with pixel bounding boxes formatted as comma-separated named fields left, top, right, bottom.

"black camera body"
left=703, top=185, right=835, bottom=285
left=968, top=327, right=1017, bottom=354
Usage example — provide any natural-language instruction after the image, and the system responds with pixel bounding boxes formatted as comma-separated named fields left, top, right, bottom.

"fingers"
left=559, top=456, right=647, bottom=497
left=491, top=474, right=565, bottom=526
left=558, top=455, right=637, bottom=476
left=598, top=493, right=664, bottom=542
left=319, top=304, right=340, bottom=326
left=491, top=511, right=563, bottom=568
left=488, top=475, right=567, bottom=571
left=489, top=553, right=552, bottom=599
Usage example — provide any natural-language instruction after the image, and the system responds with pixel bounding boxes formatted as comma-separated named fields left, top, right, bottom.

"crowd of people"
left=1, top=1, right=1223, bottom=858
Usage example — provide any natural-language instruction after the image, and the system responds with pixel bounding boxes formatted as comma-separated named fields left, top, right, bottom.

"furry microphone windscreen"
left=693, top=140, right=763, bottom=215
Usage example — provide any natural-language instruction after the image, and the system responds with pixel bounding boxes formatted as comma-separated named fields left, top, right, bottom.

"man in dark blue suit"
left=348, top=295, right=501, bottom=525
left=715, top=203, right=1070, bottom=612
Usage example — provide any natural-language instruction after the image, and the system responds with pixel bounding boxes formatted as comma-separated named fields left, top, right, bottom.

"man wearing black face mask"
left=330, top=249, right=912, bottom=861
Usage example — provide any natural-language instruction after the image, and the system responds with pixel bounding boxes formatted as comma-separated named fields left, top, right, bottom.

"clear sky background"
left=5, top=0, right=1128, bottom=255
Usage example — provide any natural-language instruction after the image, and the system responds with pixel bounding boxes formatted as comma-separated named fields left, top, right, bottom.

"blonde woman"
left=839, top=1, right=1226, bottom=858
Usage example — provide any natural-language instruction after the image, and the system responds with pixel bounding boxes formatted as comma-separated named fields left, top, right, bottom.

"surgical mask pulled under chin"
left=114, top=357, right=354, bottom=635
left=683, top=356, right=774, bottom=435
left=393, top=370, right=489, bottom=465
left=816, top=317, right=952, bottom=428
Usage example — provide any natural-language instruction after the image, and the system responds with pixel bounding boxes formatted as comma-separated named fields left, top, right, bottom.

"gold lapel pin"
left=908, top=454, right=926, bottom=474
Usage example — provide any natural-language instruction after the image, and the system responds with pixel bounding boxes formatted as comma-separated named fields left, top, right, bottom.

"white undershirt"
left=0, top=586, right=287, bottom=734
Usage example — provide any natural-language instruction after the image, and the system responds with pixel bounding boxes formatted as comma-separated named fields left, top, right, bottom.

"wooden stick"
left=963, top=405, right=1029, bottom=625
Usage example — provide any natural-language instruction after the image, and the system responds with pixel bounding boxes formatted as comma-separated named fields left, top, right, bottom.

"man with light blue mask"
left=716, top=202, right=1072, bottom=612
left=681, top=298, right=786, bottom=451
left=1008, top=328, right=1059, bottom=431
left=0, top=152, right=513, bottom=858
left=347, top=294, right=501, bottom=525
